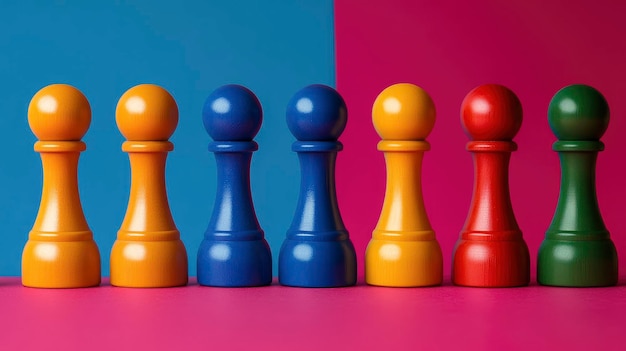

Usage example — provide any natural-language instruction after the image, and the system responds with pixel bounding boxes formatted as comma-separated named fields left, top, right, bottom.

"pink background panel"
left=334, top=0, right=626, bottom=279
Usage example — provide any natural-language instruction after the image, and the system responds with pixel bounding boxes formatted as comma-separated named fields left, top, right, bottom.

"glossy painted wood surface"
left=279, top=85, right=356, bottom=287
left=197, top=85, right=272, bottom=287
left=452, top=84, right=530, bottom=287
left=22, top=84, right=100, bottom=288
left=538, top=84, right=618, bottom=286
left=110, top=84, right=188, bottom=288
left=366, top=83, right=443, bottom=287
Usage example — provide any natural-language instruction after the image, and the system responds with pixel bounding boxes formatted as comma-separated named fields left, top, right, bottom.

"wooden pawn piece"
left=452, top=84, right=530, bottom=287
left=197, top=84, right=272, bottom=287
left=366, top=83, right=443, bottom=287
left=110, top=84, right=188, bottom=288
left=538, top=84, right=618, bottom=287
left=22, top=84, right=101, bottom=288
left=278, top=84, right=357, bottom=287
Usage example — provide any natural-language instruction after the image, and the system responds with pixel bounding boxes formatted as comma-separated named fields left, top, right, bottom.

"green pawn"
left=537, top=84, right=618, bottom=287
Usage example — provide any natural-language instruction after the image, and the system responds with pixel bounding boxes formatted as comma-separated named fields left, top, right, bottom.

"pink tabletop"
left=1, top=277, right=625, bottom=350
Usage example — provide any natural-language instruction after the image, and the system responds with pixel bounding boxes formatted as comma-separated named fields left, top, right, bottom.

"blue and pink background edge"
left=1, top=1, right=626, bottom=349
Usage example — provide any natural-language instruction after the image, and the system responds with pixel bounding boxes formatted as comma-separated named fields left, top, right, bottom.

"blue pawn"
left=278, top=84, right=357, bottom=287
left=197, top=84, right=272, bottom=287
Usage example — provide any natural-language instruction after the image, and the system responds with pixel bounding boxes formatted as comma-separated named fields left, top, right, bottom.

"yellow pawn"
left=110, top=84, right=188, bottom=288
left=22, top=84, right=101, bottom=288
left=365, top=83, right=443, bottom=287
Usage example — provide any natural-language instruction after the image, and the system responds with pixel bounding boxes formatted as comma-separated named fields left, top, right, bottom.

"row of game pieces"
left=369, top=83, right=616, bottom=288
left=21, top=82, right=616, bottom=289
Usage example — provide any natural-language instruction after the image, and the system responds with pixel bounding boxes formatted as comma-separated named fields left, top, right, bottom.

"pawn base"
left=22, top=239, right=101, bottom=288
left=279, top=238, right=356, bottom=288
left=538, top=238, right=618, bottom=287
left=110, top=239, right=188, bottom=288
left=365, top=239, right=443, bottom=287
left=197, top=238, right=272, bottom=287
left=453, top=239, right=530, bottom=287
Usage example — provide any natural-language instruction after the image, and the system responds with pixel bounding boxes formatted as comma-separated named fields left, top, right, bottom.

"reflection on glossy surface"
left=293, top=244, right=313, bottom=261
left=211, top=97, right=231, bottom=114
left=36, top=95, right=58, bottom=114
left=125, top=96, right=146, bottom=114
left=378, top=244, right=401, bottom=261
left=296, top=97, right=313, bottom=113
left=38, top=190, right=60, bottom=231
left=553, top=245, right=575, bottom=261
left=123, top=244, right=146, bottom=261
left=209, top=244, right=231, bottom=261
left=558, top=98, right=577, bottom=114
left=213, top=190, right=234, bottom=231
left=469, top=97, right=490, bottom=115
left=466, top=244, right=489, bottom=262
left=382, top=96, right=401, bottom=114
left=298, top=189, right=317, bottom=231
left=33, top=243, right=58, bottom=261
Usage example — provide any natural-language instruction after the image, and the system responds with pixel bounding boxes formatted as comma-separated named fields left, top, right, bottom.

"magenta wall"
left=334, top=0, right=626, bottom=279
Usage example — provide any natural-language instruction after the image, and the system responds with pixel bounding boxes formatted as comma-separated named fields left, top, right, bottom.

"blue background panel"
left=0, top=0, right=336, bottom=276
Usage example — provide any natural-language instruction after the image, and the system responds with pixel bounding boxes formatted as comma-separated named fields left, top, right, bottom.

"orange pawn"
left=365, top=83, right=443, bottom=287
left=22, top=84, right=101, bottom=288
left=110, top=84, right=188, bottom=288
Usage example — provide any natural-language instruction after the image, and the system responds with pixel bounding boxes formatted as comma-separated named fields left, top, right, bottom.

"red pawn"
left=452, top=84, right=530, bottom=287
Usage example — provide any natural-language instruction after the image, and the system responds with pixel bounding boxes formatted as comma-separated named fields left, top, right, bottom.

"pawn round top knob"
left=202, top=84, right=263, bottom=141
left=372, top=83, right=436, bottom=141
left=116, top=84, right=178, bottom=141
left=28, top=84, right=91, bottom=141
left=461, top=84, right=522, bottom=141
left=286, top=84, right=347, bottom=141
left=548, top=84, right=609, bottom=141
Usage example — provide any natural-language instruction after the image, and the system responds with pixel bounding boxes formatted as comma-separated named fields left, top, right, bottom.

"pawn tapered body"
left=366, top=83, right=443, bottom=287
left=197, top=85, right=272, bottom=287
left=110, top=84, right=188, bottom=288
left=279, top=85, right=356, bottom=288
left=538, top=84, right=618, bottom=287
left=22, top=84, right=101, bottom=288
